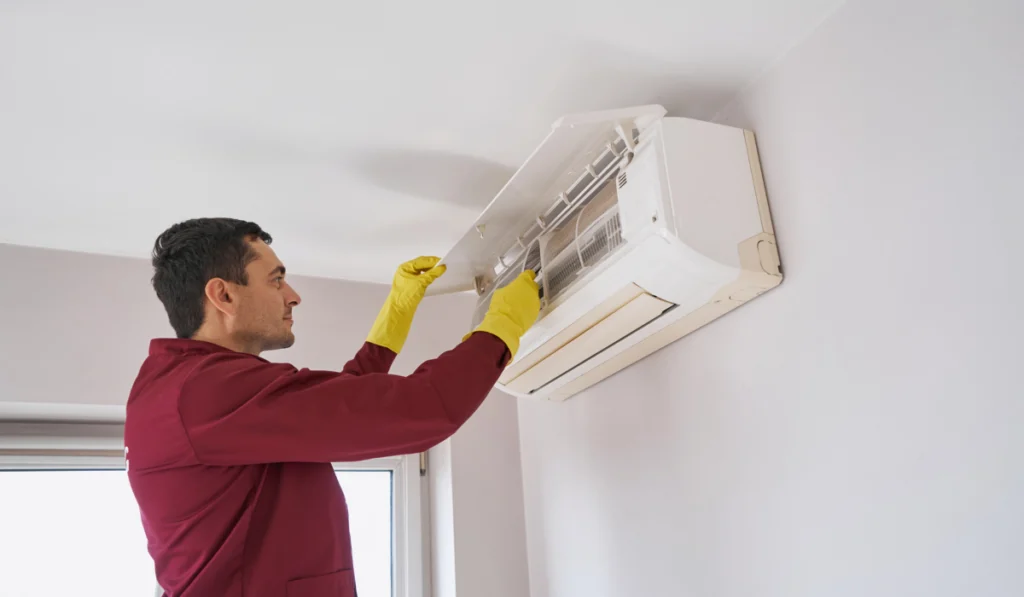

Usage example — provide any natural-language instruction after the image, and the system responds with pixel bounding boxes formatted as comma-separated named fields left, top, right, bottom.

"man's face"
left=231, top=239, right=301, bottom=352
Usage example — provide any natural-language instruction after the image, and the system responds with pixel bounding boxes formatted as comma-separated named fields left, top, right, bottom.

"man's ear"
left=204, top=278, right=237, bottom=316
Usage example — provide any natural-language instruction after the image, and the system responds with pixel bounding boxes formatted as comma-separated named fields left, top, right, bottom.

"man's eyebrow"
left=269, top=266, right=286, bottom=277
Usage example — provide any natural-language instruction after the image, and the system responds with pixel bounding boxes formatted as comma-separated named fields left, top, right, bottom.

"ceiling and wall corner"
left=1, top=0, right=843, bottom=284
left=516, top=1, right=1024, bottom=596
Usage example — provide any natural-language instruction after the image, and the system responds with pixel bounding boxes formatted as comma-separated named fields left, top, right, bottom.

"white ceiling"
left=0, top=0, right=840, bottom=283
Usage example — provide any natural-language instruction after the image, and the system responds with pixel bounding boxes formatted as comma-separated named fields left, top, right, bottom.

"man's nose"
left=284, top=282, right=301, bottom=307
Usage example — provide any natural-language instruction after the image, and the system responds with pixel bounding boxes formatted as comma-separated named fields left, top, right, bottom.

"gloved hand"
left=466, top=270, right=541, bottom=358
left=367, top=256, right=447, bottom=353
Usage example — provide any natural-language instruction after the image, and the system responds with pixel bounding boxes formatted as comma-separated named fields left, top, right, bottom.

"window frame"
left=0, top=444, right=426, bottom=597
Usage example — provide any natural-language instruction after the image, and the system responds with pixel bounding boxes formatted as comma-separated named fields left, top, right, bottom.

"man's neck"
left=191, top=330, right=261, bottom=356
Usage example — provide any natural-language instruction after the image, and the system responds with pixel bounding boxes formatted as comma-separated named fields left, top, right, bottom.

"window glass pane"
left=336, top=470, right=393, bottom=597
left=0, top=469, right=395, bottom=597
left=0, top=470, right=155, bottom=596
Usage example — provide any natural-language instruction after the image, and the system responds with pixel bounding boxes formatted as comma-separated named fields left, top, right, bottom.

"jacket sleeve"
left=177, top=332, right=508, bottom=465
left=341, top=342, right=398, bottom=376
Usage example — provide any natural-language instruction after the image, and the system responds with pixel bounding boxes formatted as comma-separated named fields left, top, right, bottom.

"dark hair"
left=151, top=218, right=273, bottom=338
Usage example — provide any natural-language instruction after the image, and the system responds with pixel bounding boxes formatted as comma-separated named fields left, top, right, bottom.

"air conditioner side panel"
left=660, top=118, right=764, bottom=269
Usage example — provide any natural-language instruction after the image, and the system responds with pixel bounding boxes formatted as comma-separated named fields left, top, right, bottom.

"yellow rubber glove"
left=465, top=270, right=541, bottom=358
left=367, top=256, right=447, bottom=353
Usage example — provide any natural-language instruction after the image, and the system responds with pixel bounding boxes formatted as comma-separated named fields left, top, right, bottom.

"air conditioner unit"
left=428, top=105, right=782, bottom=401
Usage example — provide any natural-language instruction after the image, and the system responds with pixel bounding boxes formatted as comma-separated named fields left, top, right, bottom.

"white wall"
left=450, top=393, right=531, bottom=597
left=2, top=244, right=167, bottom=410
left=429, top=393, right=531, bottom=597
left=517, top=2, right=1024, bottom=596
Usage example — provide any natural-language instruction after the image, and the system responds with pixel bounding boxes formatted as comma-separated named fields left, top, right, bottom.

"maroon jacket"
left=125, top=332, right=508, bottom=597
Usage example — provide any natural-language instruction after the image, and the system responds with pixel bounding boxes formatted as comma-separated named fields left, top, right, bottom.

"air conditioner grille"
left=486, top=128, right=638, bottom=288
left=524, top=242, right=542, bottom=275
left=546, top=211, right=623, bottom=301
left=470, top=128, right=638, bottom=332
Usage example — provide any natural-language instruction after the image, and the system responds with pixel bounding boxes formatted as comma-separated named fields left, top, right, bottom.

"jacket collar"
left=149, top=338, right=237, bottom=356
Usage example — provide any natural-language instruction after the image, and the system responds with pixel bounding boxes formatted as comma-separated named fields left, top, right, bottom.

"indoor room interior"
left=1, top=1, right=1021, bottom=596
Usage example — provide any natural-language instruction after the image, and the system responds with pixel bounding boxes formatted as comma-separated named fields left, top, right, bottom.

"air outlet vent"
left=617, top=172, right=628, bottom=188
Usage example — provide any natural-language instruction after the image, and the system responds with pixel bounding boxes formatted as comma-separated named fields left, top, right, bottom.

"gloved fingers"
left=400, top=256, right=443, bottom=276
left=515, top=270, right=539, bottom=290
left=419, top=263, right=447, bottom=283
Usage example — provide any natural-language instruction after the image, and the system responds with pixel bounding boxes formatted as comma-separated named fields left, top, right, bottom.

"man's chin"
left=263, top=333, right=296, bottom=352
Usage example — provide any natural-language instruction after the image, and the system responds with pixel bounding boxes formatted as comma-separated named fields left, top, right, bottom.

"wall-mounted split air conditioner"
left=429, top=105, right=782, bottom=401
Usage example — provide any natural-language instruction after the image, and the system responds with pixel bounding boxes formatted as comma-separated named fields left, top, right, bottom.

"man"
left=125, top=218, right=540, bottom=597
